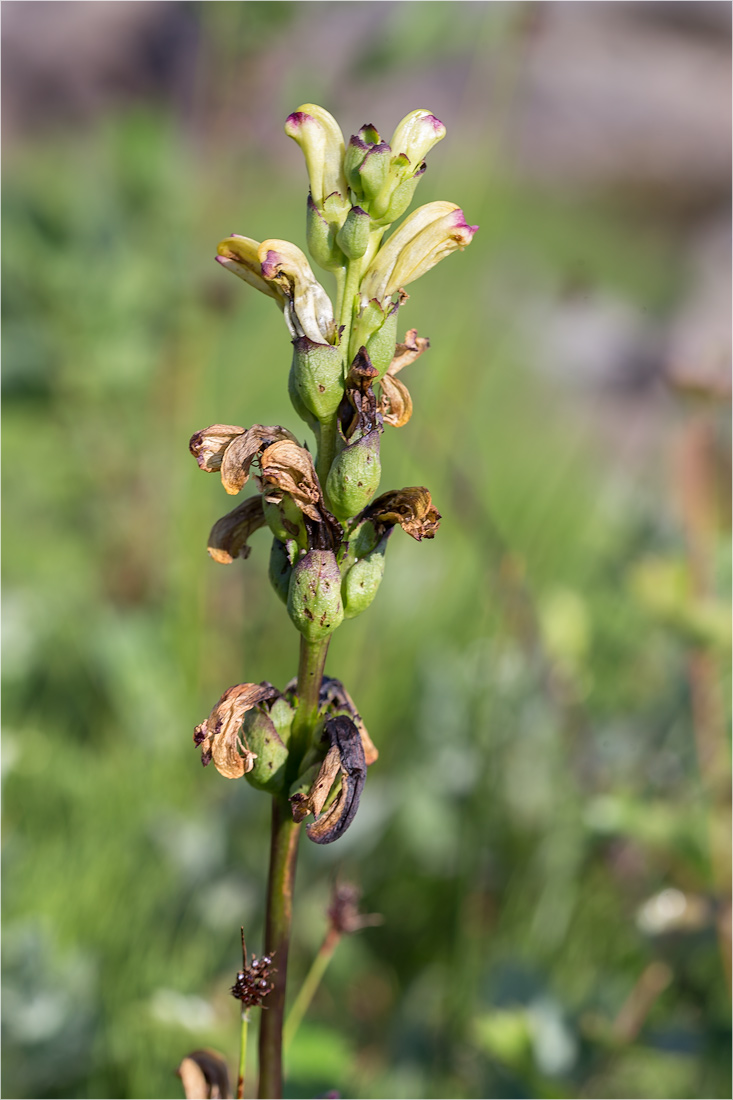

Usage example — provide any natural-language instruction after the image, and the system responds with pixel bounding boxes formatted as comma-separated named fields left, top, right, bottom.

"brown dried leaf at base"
left=220, top=425, right=299, bottom=496
left=177, top=1049, right=232, bottom=1100
left=207, top=495, right=266, bottom=564
left=189, top=425, right=245, bottom=472
left=259, top=439, right=323, bottom=521
left=193, top=682, right=279, bottom=778
left=361, top=486, right=441, bottom=541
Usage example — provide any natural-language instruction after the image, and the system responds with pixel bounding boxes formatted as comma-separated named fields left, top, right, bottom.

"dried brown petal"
left=194, top=682, right=279, bottom=778
left=259, top=439, right=322, bottom=522
left=207, top=496, right=266, bottom=564
left=361, top=486, right=441, bottom=541
left=177, top=1049, right=231, bottom=1100
left=220, top=425, right=299, bottom=496
left=319, top=677, right=378, bottom=765
left=189, top=425, right=245, bottom=473
left=387, top=328, right=430, bottom=376
left=339, top=347, right=381, bottom=440
left=379, top=372, right=413, bottom=428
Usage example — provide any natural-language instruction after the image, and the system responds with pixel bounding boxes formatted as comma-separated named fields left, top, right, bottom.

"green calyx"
left=342, top=532, right=389, bottom=619
left=243, top=696, right=294, bottom=793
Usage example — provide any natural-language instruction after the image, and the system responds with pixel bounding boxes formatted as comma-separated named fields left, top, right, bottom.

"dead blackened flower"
left=290, top=715, right=367, bottom=844
left=360, top=486, right=441, bottom=541
left=318, top=676, right=378, bottom=765
left=194, top=683, right=279, bottom=778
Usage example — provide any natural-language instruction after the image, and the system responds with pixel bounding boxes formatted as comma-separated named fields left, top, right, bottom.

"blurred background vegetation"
left=2, top=3, right=731, bottom=1098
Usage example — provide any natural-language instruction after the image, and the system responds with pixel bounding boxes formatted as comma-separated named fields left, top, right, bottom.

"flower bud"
left=371, top=163, right=425, bottom=226
left=306, top=194, right=344, bottom=272
left=243, top=697, right=293, bottom=794
left=285, top=104, right=349, bottom=208
left=269, top=538, right=294, bottom=604
left=287, top=549, right=344, bottom=641
left=290, top=336, right=344, bottom=423
left=344, top=127, right=392, bottom=202
left=389, top=110, right=446, bottom=167
left=342, top=532, right=389, bottom=619
left=326, top=429, right=382, bottom=521
left=336, top=206, right=370, bottom=261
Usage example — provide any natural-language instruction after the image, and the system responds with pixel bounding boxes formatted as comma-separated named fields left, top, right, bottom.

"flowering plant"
left=185, top=103, right=476, bottom=1099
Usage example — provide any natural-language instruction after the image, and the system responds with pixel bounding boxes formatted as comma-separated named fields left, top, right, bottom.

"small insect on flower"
left=230, top=928, right=276, bottom=1008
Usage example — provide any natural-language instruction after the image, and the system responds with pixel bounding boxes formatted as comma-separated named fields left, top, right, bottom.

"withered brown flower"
left=360, top=486, right=441, bottom=541
left=207, top=496, right=266, bottom=564
left=259, top=439, right=322, bottom=521
left=378, top=329, right=430, bottom=429
left=194, top=683, right=279, bottom=778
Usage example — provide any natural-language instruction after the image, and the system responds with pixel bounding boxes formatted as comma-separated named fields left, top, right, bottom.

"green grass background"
left=2, top=4, right=730, bottom=1098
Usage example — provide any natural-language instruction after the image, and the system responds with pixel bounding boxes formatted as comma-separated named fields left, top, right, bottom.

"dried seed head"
left=289, top=715, right=367, bottom=844
left=231, top=928, right=276, bottom=1008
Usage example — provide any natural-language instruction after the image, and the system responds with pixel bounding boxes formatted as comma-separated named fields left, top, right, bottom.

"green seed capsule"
left=290, top=336, right=344, bottom=423
left=243, top=705, right=290, bottom=794
left=342, top=533, right=388, bottom=619
left=269, top=538, right=293, bottom=604
left=336, top=206, right=370, bottom=261
left=287, top=550, right=344, bottom=641
left=326, top=430, right=382, bottom=522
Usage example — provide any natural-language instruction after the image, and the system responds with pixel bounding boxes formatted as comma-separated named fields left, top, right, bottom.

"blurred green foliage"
left=2, top=4, right=730, bottom=1099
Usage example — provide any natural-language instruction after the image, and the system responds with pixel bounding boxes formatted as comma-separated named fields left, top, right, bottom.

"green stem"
left=283, top=927, right=341, bottom=1052
left=257, top=636, right=330, bottom=1099
left=315, top=416, right=338, bottom=499
left=237, top=1008, right=250, bottom=1099
left=337, top=259, right=362, bottom=353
